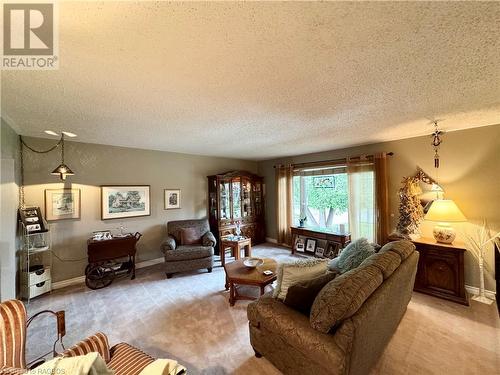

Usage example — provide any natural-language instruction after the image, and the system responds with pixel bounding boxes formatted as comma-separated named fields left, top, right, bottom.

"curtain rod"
left=273, top=152, right=394, bottom=169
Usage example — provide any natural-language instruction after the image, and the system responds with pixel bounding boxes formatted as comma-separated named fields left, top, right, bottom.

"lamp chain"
left=18, top=135, right=64, bottom=209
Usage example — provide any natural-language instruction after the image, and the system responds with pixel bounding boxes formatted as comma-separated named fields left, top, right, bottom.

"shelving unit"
left=19, top=222, right=52, bottom=301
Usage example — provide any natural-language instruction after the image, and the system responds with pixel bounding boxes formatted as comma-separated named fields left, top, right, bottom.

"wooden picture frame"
left=294, top=236, right=306, bottom=252
left=315, top=247, right=325, bottom=258
left=325, top=242, right=341, bottom=259
left=164, top=189, right=181, bottom=209
left=101, top=185, right=151, bottom=220
left=305, top=238, right=317, bottom=253
left=45, top=189, right=81, bottom=221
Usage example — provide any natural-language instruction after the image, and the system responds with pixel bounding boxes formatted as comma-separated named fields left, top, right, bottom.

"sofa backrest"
left=167, top=219, right=210, bottom=243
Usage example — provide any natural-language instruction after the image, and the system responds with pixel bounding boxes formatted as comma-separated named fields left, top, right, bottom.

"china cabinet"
left=207, top=171, right=265, bottom=254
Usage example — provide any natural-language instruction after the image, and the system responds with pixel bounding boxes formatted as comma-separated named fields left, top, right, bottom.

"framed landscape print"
left=101, top=185, right=150, bottom=220
left=164, top=189, right=181, bottom=209
left=45, top=189, right=81, bottom=221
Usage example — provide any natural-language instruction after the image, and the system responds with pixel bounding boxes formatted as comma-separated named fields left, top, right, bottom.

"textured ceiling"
left=2, top=1, right=500, bottom=160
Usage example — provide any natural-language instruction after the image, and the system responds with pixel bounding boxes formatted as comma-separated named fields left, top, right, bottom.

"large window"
left=292, top=165, right=375, bottom=241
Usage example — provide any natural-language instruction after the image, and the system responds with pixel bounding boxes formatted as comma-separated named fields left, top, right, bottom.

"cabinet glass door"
left=220, top=180, right=231, bottom=220
left=242, top=178, right=252, bottom=217
left=232, top=178, right=241, bottom=220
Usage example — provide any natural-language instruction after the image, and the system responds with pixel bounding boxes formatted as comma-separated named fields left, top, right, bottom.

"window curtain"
left=275, top=164, right=294, bottom=246
left=347, top=153, right=390, bottom=244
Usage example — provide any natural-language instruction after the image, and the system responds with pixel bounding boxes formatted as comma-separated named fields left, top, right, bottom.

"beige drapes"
left=374, top=153, right=390, bottom=244
left=275, top=164, right=294, bottom=246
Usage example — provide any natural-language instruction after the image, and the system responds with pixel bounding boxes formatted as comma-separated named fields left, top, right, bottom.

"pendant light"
left=50, top=133, right=74, bottom=180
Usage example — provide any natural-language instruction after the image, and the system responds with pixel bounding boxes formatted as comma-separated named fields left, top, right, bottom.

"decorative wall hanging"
left=101, top=185, right=151, bottom=220
left=396, top=176, right=424, bottom=239
left=430, top=120, right=444, bottom=169
left=45, top=188, right=81, bottom=221
left=164, top=189, right=181, bottom=209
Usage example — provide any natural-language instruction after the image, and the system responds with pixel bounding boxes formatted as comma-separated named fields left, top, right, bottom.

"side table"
left=220, top=237, right=252, bottom=265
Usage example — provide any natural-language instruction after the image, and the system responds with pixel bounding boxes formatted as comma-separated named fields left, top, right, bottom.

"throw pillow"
left=283, top=271, right=338, bottom=315
left=273, top=258, right=328, bottom=300
left=329, top=238, right=375, bottom=273
left=180, top=228, right=202, bottom=245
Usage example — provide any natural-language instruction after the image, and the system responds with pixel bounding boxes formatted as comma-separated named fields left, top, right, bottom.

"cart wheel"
left=85, top=265, right=115, bottom=290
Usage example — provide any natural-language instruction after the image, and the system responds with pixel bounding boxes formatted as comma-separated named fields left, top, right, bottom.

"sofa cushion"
left=180, top=227, right=202, bottom=245
left=108, top=343, right=155, bottom=375
left=360, top=251, right=401, bottom=279
left=164, top=246, right=213, bottom=261
left=273, top=259, right=329, bottom=300
left=310, top=264, right=383, bottom=333
left=379, top=240, right=415, bottom=261
left=284, top=272, right=338, bottom=315
left=329, top=238, right=375, bottom=274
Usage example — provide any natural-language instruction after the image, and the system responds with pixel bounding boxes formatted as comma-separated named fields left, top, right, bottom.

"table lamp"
left=424, top=199, right=466, bottom=244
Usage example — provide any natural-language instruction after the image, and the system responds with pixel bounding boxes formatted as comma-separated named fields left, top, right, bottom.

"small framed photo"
left=325, top=242, right=341, bottom=259
left=45, top=189, right=81, bottom=221
left=315, top=247, right=325, bottom=257
left=294, top=236, right=306, bottom=252
left=305, top=238, right=317, bottom=254
left=164, top=189, right=181, bottom=209
left=101, top=185, right=150, bottom=220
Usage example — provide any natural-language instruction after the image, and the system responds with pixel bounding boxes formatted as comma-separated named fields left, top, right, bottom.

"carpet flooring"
left=26, top=244, right=499, bottom=374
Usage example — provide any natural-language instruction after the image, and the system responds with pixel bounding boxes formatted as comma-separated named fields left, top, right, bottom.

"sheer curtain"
left=275, top=164, right=294, bottom=246
left=347, top=153, right=390, bottom=244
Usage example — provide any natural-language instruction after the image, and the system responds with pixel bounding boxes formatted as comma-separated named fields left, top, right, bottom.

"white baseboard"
left=465, top=285, right=496, bottom=301
left=52, top=257, right=164, bottom=290
left=265, top=237, right=278, bottom=244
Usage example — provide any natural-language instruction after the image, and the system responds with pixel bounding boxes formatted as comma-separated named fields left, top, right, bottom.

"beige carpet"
left=26, top=244, right=499, bottom=374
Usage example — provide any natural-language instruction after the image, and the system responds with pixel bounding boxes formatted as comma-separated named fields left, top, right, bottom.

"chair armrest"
left=0, top=367, right=26, bottom=375
left=202, top=231, right=216, bottom=247
left=161, top=235, right=177, bottom=253
left=61, top=332, right=111, bottom=363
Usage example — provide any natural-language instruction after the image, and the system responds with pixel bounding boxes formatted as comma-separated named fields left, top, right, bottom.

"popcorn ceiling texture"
left=2, top=1, right=499, bottom=160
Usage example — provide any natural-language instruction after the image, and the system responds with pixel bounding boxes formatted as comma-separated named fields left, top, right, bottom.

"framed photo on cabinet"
left=101, top=185, right=150, bottom=220
left=45, top=188, right=81, bottom=221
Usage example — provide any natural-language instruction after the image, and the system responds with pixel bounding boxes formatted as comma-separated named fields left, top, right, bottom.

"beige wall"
left=258, top=124, right=500, bottom=291
left=21, top=137, right=257, bottom=282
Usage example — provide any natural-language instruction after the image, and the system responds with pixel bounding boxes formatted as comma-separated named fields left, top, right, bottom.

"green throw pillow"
left=283, top=272, right=338, bottom=315
left=328, top=238, right=375, bottom=273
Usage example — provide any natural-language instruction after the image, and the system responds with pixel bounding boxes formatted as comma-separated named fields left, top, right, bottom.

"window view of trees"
left=293, top=173, right=349, bottom=232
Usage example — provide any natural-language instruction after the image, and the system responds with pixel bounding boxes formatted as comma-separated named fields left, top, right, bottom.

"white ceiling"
left=2, top=1, right=500, bottom=160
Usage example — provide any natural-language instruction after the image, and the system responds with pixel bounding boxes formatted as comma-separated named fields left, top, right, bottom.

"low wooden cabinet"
left=412, top=238, right=468, bottom=305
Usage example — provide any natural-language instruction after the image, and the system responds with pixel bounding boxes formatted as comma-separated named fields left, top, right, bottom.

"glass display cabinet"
left=207, top=171, right=265, bottom=254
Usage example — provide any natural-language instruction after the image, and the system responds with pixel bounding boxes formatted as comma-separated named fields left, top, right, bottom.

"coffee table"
left=224, top=258, right=277, bottom=306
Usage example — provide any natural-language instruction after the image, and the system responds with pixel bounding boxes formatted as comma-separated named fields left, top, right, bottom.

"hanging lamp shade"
left=51, top=163, right=74, bottom=180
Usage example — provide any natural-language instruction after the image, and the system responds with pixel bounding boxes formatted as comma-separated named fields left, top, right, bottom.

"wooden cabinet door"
left=422, top=250, right=460, bottom=296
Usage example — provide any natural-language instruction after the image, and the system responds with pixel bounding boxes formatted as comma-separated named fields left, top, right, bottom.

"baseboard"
left=265, top=237, right=278, bottom=244
left=52, top=257, right=164, bottom=290
left=465, top=285, right=496, bottom=301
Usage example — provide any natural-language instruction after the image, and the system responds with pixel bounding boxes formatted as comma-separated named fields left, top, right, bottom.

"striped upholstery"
left=107, top=343, right=155, bottom=375
left=62, top=332, right=110, bottom=362
left=0, top=367, right=26, bottom=375
left=0, top=300, right=27, bottom=370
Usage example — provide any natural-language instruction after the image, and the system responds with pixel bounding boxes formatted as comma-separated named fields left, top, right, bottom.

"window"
left=292, top=165, right=375, bottom=242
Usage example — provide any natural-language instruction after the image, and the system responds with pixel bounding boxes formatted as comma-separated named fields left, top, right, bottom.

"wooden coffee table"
left=224, top=258, right=277, bottom=306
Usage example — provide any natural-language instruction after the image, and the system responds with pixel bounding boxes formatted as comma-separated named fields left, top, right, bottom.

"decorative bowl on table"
left=243, top=257, right=264, bottom=269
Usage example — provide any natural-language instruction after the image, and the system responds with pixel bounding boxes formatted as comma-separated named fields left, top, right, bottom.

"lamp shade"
left=51, top=163, right=74, bottom=180
left=424, top=199, right=466, bottom=222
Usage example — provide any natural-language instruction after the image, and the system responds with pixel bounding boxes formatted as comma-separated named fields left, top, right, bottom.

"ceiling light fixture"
left=50, top=134, right=75, bottom=180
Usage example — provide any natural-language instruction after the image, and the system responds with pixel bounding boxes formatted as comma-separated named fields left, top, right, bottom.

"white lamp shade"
left=424, top=199, right=466, bottom=222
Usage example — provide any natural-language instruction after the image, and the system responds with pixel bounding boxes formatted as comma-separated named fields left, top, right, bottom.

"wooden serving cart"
left=85, top=232, right=142, bottom=290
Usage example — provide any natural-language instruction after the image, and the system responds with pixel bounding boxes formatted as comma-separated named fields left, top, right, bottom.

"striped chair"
left=0, top=300, right=156, bottom=375
left=0, top=300, right=27, bottom=374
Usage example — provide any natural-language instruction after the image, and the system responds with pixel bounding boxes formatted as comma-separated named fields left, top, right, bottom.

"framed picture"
left=45, top=189, right=81, bottom=221
left=305, top=238, right=317, bottom=253
left=325, top=242, right=341, bottom=259
left=315, top=247, right=325, bottom=258
left=313, top=176, right=335, bottom=188
left=164, top=189, right=181, bottom=209
left=19, top=206, right=46, bottom=233
left=294, top=236, right=306, bottom=252
left=101, top=185, right=150, bottom=220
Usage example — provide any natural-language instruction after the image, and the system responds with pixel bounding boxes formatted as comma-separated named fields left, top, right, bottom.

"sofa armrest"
left=0, top=367, right=26, bottom=375
left=61, top=332, right=111, bottom=363
left=202, top=231, right=216, bottom=247
left=248, top=294, right=350, bottom=369
left=161, top=235, right=177, bottom=253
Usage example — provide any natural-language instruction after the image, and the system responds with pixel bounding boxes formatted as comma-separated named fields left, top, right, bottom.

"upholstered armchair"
left=161, top=219, right=216, bottom=278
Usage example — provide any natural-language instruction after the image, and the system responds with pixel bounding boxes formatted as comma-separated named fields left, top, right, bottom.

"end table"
left=220, top=237, right=252, bottom=265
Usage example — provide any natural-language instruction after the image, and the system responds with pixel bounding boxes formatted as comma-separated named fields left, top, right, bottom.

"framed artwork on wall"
left=101, top=185, right=151, bottom=220
left=164, top=189, right=181, bottom=209
left=45, top=189, right=81, bottom=221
